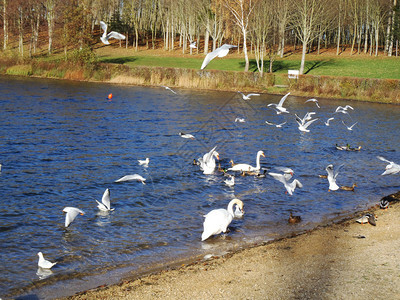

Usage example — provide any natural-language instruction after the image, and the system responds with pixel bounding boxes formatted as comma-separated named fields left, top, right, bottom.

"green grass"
left=97, top=53, right=400, bottom=80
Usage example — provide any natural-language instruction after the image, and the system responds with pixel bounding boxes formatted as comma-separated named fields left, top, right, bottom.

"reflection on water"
left=0, top=76, right=399, bottom=298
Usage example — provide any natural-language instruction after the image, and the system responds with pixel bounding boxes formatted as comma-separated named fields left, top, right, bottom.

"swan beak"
left=80, top=213, right=84, bottom=215
left=216, top=154, right=220, bottom=160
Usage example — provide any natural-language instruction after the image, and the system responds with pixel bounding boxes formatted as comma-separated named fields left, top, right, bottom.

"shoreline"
left=1, top=60, right=399, bottom=104
left=60, top=192, right=400, bottom=300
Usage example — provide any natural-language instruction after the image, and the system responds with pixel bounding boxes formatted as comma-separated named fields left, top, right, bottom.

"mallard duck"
left=288, top=212, right=302, bottom=224
left=335, top=144, right=349, bottom=151
left=340, top=183, right=357, bottom=191
left=356, top=213, right=377, bottom=226
left=319, top=174, right=327, bottom=179
left=347, top=146, right=361, bottom=151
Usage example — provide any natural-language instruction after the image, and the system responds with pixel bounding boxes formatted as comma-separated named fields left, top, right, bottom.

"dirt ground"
left=65, top=193, right=400, bottom=300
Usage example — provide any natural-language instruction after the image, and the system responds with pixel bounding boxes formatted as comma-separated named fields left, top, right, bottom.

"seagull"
left=224, top=175, right=235, bottom=187
left=268, top=169, right=302, bottom=195
left=37, top=252, right=57, bottom=269
left=96, top=188, right=114, bottom=211
left=63, top=207, right=85, bottom=228
left=356, top=213, right=377, bottom=226
left=325, top=164, right=344, bottom=191
left=99, top=21, right=126, bottom=45
left=305, top=98, right=320, bottom=108
left=335, top=105, right=354, bottom=112
left=265, top=121, right=286, bottom=128
left=296, top=117, right=318, bottom=132
left=138, top=157, right=150, bottom=166
left=189, top=41, right=197, bottom=49
left=267, top=92, right=290, bottom=114
left=342, top=121, right=358, bottom=130
left=324, top=117, right=335, bottom=126
left=115, top=174, right=146, bottom=184
left=377, top=156, right=400, bottom=175
left=235, top=117, right=245, bottom=123
left=238, top=91, right=260, bottom=100
left=161, top=85, right=177, bottom=94
left=295, top=112, right=316, bottom=124
left=200, top=44, right=237, bottom=70
left=179, top=132, right=195, bottom=139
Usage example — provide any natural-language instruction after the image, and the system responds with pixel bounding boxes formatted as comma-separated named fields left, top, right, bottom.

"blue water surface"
left=0, top=76, right=399, bottom=299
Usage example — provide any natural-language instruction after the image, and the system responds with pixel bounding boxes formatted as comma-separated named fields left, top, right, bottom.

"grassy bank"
left=0, top=53, right=399, bottom=104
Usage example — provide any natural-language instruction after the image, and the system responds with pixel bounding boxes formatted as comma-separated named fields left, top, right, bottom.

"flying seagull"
left=189, top=41, right=197, bottom=49
left=115, top=174, right=146, bottom=184
left=63, top=207, right=85, bottom=228
left=305, top=98, right=320, bottom=108
left=161, top=85, right=177, bottom=94
left=267, top=92, right=290, bottom=114
left=342, top=120, right=358, bottom=131
left=377, top=156, right=400, bottom=175
left=238, top=91, right=260, bottom=100
left=96, top=188, right=114, bottom=211
left=201, top=44, right=237, bottom=70
left=100, top=21, right=126, bottom=45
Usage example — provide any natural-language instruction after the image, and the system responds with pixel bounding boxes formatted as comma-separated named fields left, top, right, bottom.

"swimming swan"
left=228, top=150, right=265, bottom=172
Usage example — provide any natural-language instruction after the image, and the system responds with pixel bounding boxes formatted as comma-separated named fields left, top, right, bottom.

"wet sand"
left=65, top=193, right=400, bottom=300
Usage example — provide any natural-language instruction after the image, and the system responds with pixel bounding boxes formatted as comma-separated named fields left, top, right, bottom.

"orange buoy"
left=108, top=93, right=113, bottom=100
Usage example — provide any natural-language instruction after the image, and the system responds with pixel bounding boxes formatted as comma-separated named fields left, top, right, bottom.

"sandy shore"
left=65, top=193, right=400, bottom=300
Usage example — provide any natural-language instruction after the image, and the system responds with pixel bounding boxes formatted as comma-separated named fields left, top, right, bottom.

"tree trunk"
left=243, top=31, right=249, bottom=72
left=3, top=0, right=8, bottom=50
left=300, top=41, right=307, bottom=74
left=46, top=0, right=55, bottom=54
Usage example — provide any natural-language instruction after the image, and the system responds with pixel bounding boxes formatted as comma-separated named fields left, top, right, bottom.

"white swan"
left=63, top=207, right=85, bottom=227
left=100, top=21, right=126, bottom=45
left=37, top=252, right=57, bottom=269
left=325, top=164, right=343, bottom=191
left=228, top=150, right=265, bottom=172
left=96, top=188, right=114, bottom=211
left=201, top=198, right=244, bottom=241
left=199, top=146, right=219, bottom=175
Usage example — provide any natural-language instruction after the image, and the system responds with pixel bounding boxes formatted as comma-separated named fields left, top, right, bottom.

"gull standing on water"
left=99, top=21, right=126, bottom=45
left=377, top=156, right=400, bottom=175
left=201, top=44, right=237, bottom=70
left=138, top=157, right=150, bottom=166
left=37, top=252, right=57, bottom=269
left=267, top=92, right=290, bottom=114
left=179, top=132, right=195, bottom=139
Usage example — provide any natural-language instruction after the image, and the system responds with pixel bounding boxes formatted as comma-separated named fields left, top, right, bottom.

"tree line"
left=1, top=0, right=399, bottom=74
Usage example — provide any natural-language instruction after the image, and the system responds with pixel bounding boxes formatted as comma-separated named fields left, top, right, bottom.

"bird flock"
left=4, top=88, right=396, bottom=279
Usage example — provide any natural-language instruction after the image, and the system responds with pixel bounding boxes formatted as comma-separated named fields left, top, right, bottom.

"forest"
left=1, top=0, right=399, bottom=75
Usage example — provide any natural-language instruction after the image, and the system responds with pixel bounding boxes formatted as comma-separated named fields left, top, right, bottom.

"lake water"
left=0, top=76, right=399, bottom=299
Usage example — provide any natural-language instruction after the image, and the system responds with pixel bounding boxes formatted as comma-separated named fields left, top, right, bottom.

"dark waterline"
left=0, top=76, right=398, bottom=299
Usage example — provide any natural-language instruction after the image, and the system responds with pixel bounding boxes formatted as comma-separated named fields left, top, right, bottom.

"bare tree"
left=224, top=0, right=255, bottom=72
left=3, top=0, right=8, bottom=50
left=291, top=0, right=332, bottom=74
left=45, top=0, right=56, bottom=54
